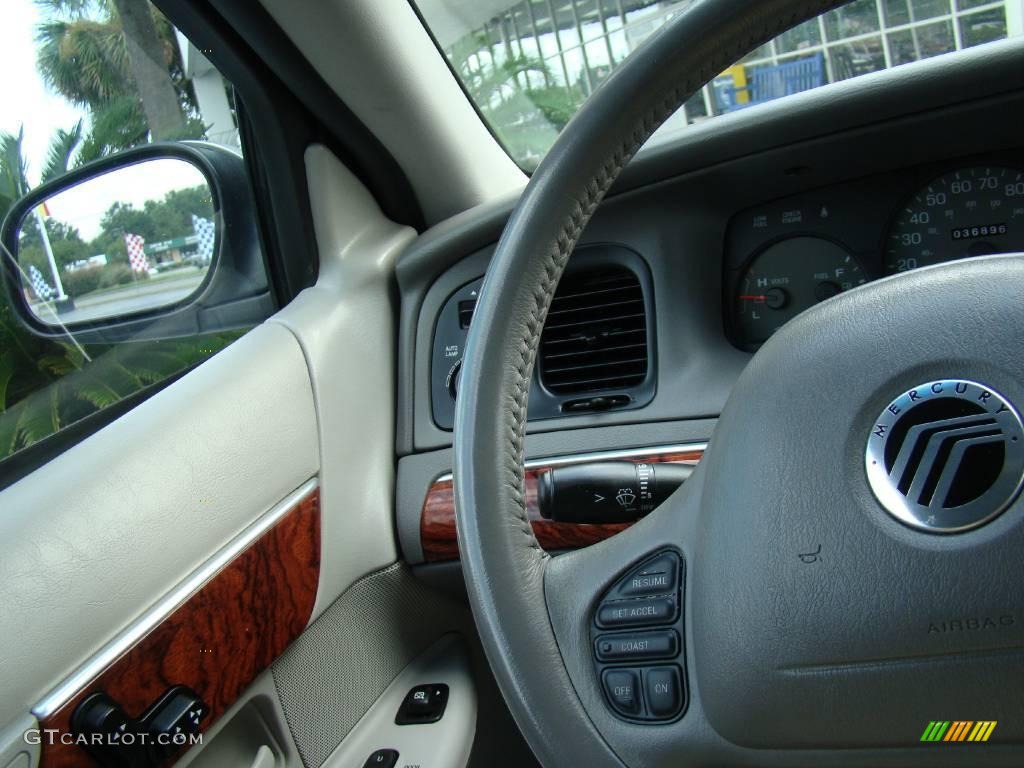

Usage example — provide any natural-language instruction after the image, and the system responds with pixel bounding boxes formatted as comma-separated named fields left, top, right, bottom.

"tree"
left=17, top=215, right=86, bottom=278
left=0, top=129, right=30, bottom=217
left=34, top=0, right=202, bottom=160
left=42, top=120, right=84, bottom=182
left=110, top=0, right=186, bottom=140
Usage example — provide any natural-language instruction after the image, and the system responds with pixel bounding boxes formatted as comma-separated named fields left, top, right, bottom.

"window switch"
left=395, top=683, right=449, bottom=725
left=362, top=749, right=399, bottom=768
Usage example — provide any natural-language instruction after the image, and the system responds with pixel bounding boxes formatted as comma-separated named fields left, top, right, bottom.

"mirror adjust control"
left=602, top=669, right=641, bottom=716
left=597, top=595, right=677, bottom=628
left=145, top=687, right=208, bottom=762
left=71, top=693, right=145, bottom=768
left=596, top=630, right=678, bottom=662
left=395, top=683, right=449, bottom=725
left=72, top=686, right=207, bottom=767
left=644, top=667, right=683, bottom=719
left=362, top=749, right=399, bottom=768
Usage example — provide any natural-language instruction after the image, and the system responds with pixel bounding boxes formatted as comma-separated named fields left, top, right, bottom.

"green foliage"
left=446, top=39, right=581, bottom=170
left=34, top=0, right=205, bottom=164
left=0, top=327, right=246, bottom=459
left=97, top=262, right=140, bottom=289
left=0, top=2, right=248, bottom=462
left=42, top=120, right=84, bottom=182
left=75, top=95, right=150, bottom=164
left=35, top=17, right=132, bottom=107
left=0, top=129, right=30, bottom=216
left=59, top=266, right=100, bottom=297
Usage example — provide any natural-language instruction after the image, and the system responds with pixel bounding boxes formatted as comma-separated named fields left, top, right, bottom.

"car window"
left=416, top=0, right=1024, bottom=170
left=0, top=0, right=252, bottom=466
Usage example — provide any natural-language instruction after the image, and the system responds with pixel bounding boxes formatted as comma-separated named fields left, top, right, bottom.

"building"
left=420, top=0, right=1024, bottom=165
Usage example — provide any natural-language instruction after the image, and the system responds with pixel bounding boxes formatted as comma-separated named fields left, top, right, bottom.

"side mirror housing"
left=1, top=141, right=273, bottom=343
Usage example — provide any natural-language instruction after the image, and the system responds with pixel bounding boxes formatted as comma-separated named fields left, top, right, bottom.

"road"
left=30, top=270, right=206, bottom=326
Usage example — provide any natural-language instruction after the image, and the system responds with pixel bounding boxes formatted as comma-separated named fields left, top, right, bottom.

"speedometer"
left=885, top=166, right=1024, bottom=274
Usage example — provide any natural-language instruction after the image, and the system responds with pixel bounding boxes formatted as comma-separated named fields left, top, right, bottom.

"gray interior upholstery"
left=271, top=563, right=539, bottom=768
left=272, top=563, right=468, bottom=767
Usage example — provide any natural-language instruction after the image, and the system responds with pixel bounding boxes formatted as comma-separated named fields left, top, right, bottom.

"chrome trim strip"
left=32, top=477, right=320, bottom=720
left=435, top=442, right=707, bottom=483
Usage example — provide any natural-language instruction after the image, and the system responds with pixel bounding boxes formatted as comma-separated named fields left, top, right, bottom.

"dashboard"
left=727, top=158, right=1024, bottom=349
left=393, top=39, right=1024, bottom=569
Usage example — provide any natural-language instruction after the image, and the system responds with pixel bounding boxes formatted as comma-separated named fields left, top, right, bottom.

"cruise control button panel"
left=592, top=550, right=686, bottom=722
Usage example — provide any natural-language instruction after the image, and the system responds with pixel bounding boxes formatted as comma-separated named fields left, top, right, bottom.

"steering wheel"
left=452, top=0, right=1024, bottom=765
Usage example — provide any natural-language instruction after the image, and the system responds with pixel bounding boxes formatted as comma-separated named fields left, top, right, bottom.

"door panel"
left=0, top=144, right=488, bottom=768
left=269, top=145, right=416, bottom=619
left=38, top=486, right=320, bottom=767
left=0, top=322, right=319, bottom=729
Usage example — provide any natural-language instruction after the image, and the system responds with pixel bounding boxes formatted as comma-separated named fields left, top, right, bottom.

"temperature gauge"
left=733, top=236, right=865, bottom=348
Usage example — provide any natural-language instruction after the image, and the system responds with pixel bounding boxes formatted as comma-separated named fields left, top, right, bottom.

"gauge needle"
left=738, top=295, right=766, bottom=301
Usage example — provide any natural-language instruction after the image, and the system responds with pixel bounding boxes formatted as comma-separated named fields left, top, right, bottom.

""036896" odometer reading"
left=885, top=166, right=1024, bottom=275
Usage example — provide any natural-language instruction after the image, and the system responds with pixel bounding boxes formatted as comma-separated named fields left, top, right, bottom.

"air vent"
left=539, top=266, right=648, bottom=395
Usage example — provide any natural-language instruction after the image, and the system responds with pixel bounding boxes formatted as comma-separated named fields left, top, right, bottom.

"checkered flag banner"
left=192, top=214, right=215, bottom=262
left=28, top=264, right=55, bottom=300
left=124, top=232, right=149, bottom=273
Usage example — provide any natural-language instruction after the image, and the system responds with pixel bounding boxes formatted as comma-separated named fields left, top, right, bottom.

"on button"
left=644, top=666, right=683, bottom=719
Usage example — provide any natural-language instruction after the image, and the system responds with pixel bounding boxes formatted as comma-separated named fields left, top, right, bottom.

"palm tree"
left=0, top=128, right=31, bottom=217
left=110, top=0, right=187, bottom=140
left=34, top=0, right=198, bottom=152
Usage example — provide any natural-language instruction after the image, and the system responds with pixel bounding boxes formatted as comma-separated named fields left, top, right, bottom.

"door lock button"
left=395, top=683, right=449, bottom=725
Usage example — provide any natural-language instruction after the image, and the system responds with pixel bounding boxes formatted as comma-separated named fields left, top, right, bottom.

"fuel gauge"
left=733, top=236, right=865, bottom=348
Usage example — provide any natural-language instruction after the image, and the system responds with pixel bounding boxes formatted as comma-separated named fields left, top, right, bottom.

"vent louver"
left=539, top=266, right=648, bottom=395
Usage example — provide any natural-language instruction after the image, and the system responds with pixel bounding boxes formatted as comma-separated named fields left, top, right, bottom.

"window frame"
left=1, top=0, right=425, bottom=484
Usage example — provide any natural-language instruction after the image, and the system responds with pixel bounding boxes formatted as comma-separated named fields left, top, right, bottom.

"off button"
left=602, top=669, right=641, bottom=716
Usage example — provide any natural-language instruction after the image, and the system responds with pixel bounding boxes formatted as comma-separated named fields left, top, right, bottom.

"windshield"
left=416, top=0, right=1021, bottom=170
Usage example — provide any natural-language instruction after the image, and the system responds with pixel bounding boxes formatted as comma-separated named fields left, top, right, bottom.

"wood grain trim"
left=38, top=488, right=320, bottom=768
left=421, top=450, right=703, bottom=562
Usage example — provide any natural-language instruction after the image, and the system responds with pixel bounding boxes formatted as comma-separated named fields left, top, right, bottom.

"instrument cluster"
left=726, top=158, right=1024, bottom=350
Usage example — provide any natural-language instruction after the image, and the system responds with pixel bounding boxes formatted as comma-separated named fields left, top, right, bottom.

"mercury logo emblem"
left=865, top=380, right=1024, bottom=532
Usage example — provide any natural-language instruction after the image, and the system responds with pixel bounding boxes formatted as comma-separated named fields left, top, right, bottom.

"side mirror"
left=1, top=142, right=273, bottom=342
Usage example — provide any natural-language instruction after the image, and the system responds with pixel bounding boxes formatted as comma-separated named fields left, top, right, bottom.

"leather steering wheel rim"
left=453, top=1, right=1024, bottom=765
left=453, top=2, right=848, bottom=763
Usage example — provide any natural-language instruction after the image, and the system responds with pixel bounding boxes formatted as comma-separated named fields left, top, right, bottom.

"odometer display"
left=885, top=166, right=1024, bottom=274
